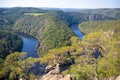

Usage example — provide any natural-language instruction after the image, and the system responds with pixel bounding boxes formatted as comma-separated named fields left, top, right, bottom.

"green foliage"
left=0, top=8, right=120, bottom=80
left=0, top=7, right=45, bottom=30
left=38, top=16, right=74, bottom=56
left=13, top=15, right=44, bottom=36
left=49, top=10, right=113, bottom=26
left=24, top=12, right=45, bottom=16
left=1, top=8, right=120, bottom=30
left=40, top=46, right=74, bottom=65
left=97, top=54, right=119, bottom=78
left=63, top=64, right=94, bottom=80
left=0, top=52, right=40, bottom=80
left=78, top=8, right=120, bottom=19
left=1, top=7, right=119, bottom=57
left=13, top=13, right=74, bottom=56
left=62, top=31, right=120, bottom=79
left=0, top=30, right=23, bottom=59
left=78, top=20, right=120, bottom=34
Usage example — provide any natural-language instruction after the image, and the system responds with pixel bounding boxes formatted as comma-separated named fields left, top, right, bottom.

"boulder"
left=39, top=63, right=72, bottom=80
left=40, top=74, right=72, bottom=80
left=59, top=74, right=72, bottom=80
left=40, top=74, right=63, bottom=80
left=116, top=76, right=120, bottom=80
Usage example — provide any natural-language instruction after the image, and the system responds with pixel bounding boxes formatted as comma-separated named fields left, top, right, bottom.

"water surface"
left=21, top=35, right=38, bottom=58
left=20, top=34, right=45, bottom=75
left=70, top=24, right=83, bottom=38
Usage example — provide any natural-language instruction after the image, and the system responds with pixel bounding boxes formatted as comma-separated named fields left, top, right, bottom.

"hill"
left=78, top=8, right=120, bottom=19
left=10, top=8, right=118, bottom=56
left=13, top=13, right=75, bottom=56
left=78, top=20, right=120, bottom=35
left=0, top=30, right=22, bottom=59
left=0, top=7, right=45, bottom=30
left=0, top=7, right=120, bottom=79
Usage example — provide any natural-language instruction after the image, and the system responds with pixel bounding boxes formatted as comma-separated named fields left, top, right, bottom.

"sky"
left=0, top=0, right=120, bottom=8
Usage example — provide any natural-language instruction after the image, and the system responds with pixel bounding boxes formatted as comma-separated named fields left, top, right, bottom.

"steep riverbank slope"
left=0, top=8, right=120, bottom=80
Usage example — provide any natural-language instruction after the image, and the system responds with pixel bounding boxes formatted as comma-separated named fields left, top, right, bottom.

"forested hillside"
left=0, top=30, right=23, bottom=74
left=78, top=8, right=120, bottom=19
left=0, top=30, right=22, bottom=58
left=78, top=20, right=120, bottom=34
left=48, top=10, right=114, bottom=26
left=40, top=20, right=120, bottom=80
left=13, top=13, right=75, bottom=56
left=0, top=7, right=45, bottom=30
left=11, top=8, right=118, bottom=56
left=0, top=8, right=120, bottom=80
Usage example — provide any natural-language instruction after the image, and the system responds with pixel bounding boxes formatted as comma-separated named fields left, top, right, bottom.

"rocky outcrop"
left=40, top=74, right=63, bottom=80
left=38, top=64, right=72, bottom=80
left=59, top=74, right=72, bottom=80
left=39, top=74, right=72, bottom=80
left=116, top=76, right=120, bottom=80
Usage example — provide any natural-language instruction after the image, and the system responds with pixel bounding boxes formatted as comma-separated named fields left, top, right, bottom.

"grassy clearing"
left=24, top=13, right=44, bottom=16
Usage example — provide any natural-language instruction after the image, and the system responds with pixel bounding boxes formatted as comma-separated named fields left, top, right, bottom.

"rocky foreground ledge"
left=38, top=64, right=72, bottom=80
left=39, top=74, right=72, bottom=80
left=19, top=63, right=72, bottom=80
left=19, top=63, right=120, bottom=80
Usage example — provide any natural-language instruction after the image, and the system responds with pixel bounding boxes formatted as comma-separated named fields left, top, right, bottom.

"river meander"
left=21, top=34, right=38, bottom=58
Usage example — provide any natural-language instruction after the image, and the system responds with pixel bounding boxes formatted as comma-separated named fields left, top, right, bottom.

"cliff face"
left=81, top=14, right=113, bottom=21
left=54, top=11, right=115, bottom=25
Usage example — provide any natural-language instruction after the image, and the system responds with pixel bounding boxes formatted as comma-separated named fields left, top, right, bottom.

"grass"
left=24, top=13, right=44, bottom=16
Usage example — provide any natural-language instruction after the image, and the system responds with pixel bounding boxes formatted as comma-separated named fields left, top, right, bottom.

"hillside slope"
left=0, top=7, right=45, bottom=30
left=78, top=20, right=120, bottom=34
left=13, top=14, right=74, bottom=56
left=0, top=7, right=120, bottom=80
left=78, top=8, right=120, bottom=19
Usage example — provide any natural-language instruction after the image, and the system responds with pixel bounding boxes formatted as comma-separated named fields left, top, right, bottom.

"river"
left=20, top=24, right=83, bottom=75
left=70, top=24, right=83, bottom=38
left=21, top=24, right=83, bottom=58
left=21, top=35, right=38, bottom=58
left=20, top=34, right=45, bottom=75
left=20, top=24, right=83, bottom=58
left=70, top=24, right=99, bottom=59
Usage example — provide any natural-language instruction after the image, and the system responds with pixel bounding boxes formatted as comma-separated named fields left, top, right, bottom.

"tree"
left=0, top=52, right=40, bottom=80
left=63, top=31, right=120, bottom=80
left=81, top=30, right=119, bottom=79
left=40, top=46, right=74, bottom=66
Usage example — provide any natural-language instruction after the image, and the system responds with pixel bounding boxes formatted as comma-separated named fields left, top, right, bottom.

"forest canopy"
left=0, top=8, right=120, bottom=80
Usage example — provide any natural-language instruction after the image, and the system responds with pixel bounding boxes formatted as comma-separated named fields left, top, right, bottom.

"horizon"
left=1, top=6, right=120, bottom=9
left=0, top=0, right=120, bottom=9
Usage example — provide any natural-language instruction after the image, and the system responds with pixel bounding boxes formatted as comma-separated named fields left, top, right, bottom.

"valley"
left=0, top=7, right=120, bottom=80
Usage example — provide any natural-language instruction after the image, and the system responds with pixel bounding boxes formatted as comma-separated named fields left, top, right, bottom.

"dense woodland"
left=0, top=7, right=120, bottom=79
left=0, top=30, right=22, bottom=65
